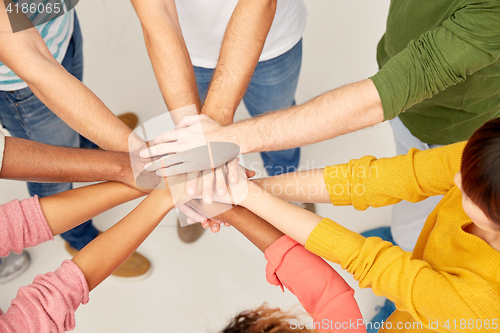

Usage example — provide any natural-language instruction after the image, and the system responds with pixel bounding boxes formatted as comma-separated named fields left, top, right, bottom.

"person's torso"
left=175, top=0, right=307, bottom=68
left=383, top=188, right=500, bottom=332
left=0, top=10, right=74, bottom=91
left=378, top=0, right=500, bottom=145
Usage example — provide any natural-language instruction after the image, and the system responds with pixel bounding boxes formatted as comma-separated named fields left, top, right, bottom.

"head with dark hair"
left=221, top=304, right=318, bottom=333
left=456, top=117, right=500, bottom=233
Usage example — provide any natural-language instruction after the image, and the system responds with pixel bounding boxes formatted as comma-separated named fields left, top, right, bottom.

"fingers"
left=175, top=115, right=202, bottom=129
left=156, top=164, right=196, bottom=178
left=227, top=158, right=240, bottom=184
left=245, top=168, right=256, bottom=179
left=210, top=221, right=221, bottom=233
left=185, top=171, right=201, bottom=197
left=178, top=203, right=207, bottom=224
left=154, top=130, right=178, bottom=144
left=215, top=167, right=227, bottom=197
left=144, top=153, right=185, bottom=172
left=202, top=169, right=215, bottom=204
left=140, top=142, right=180, bottom=158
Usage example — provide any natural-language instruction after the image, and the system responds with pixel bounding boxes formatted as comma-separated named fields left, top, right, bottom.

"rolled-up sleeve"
left=371, top=2, right=500, bottom=120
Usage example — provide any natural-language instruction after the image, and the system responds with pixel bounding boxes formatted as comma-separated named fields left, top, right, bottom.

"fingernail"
left=187, top=187, right=195, bottom=195
left=218, top=188, right=225, bottom=196
left=230, top=176, right=236, bottom=183
left=139, top=150, right=147, bottom=158
left=144, top=162, right=152, bottom=170
left=204, top=195, right=212, bottom=204
left=156, top=170, right=164, bottom=177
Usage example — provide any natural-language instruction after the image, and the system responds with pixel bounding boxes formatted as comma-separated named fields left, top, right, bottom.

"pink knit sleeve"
left=0, top=196, right=53, bottom=256
left=0, top=260, right=90, bottom=333
left=265, top=236, right=366, bottom=333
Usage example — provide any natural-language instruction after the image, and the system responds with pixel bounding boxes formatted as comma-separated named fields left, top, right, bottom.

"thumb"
left=176, top=115, right=201, bottom=129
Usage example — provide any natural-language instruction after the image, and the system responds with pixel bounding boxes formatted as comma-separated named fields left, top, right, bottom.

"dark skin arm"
left=198, top=203, right=283, bottom=252
left=0, top=136, right=151, bottom=191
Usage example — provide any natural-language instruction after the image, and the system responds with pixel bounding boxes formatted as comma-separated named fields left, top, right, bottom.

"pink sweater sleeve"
left=265, top=236, right=366, bottom=333
left=0, top=260, right=90, bottom=332
left=0, top=196, right=54, bottom=256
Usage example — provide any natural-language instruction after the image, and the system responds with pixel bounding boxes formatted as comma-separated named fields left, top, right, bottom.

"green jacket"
left=371, top=0, right=500, bottom=145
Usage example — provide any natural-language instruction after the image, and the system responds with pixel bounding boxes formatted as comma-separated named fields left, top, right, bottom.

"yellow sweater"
left=305, top=142, right=500, bottom=333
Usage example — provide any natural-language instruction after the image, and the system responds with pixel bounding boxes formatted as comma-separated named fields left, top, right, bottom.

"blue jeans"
left=194, top=39, right=302, bottom=176
left=0, top=13, right=98, bottom=250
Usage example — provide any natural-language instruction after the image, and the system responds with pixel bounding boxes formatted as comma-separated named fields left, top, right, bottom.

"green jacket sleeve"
left=371, top=2, right=500, bottom=120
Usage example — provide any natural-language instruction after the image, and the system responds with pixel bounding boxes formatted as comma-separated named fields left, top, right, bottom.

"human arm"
left=152, top=3, right=500, bottom=155
left=235, top=182, right=487, bottom=331
left=201, top=0, right=277, bottom=125
left=189, top=203, right=365, bottom=331
left=130, top=0, right=201, bottom=115
left=71, top=187, right=172, bottom=290
left=252, top=168, right=331, bottom=204
left=0, top=182, right=145, bottom=256
left=0, top=186, right=172, bottom=332
left=0, top=3, right=132, bottom=151
left=0, top=136, right=150, bottom=190
left=236, top=142, right=466, bottom=245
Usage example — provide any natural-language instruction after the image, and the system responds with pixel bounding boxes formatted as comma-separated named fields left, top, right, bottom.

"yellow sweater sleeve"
left=323, top=142, right=466, bottom=210
left=305, top=218, right=489, bottom=330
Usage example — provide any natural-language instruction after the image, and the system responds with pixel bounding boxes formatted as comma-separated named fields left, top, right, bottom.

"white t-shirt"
left=175, top=0, right=307, bottom=69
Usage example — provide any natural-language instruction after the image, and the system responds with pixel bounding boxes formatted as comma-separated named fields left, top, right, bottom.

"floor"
left=0, top=0, right=395, bottom=331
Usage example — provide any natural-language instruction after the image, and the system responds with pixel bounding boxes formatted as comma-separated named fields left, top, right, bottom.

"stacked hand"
left=134, top=114, right=253, bottom=227
left=159, top=159, right=251, bottom=226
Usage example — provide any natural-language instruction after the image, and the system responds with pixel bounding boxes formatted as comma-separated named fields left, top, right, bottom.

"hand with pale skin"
left=141, top=115, right=241, bottom=204
left=179, top=164, right=254, bottom=230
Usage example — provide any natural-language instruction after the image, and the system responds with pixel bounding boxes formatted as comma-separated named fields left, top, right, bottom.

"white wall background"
left=0, top=0, right=395, bottom=332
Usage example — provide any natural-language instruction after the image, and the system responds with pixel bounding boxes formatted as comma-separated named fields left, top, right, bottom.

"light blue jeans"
left=0, top=14, right=98, bottom=250
left=389, top=116, right=443, bottom=251
left=194, top=39, right=303, bottom=176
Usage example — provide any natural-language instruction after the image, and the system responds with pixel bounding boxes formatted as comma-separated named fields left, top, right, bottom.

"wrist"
left=240, top=181, right=262, bottom=208
left=149, top=186, right=175, bottom=212
left=202, top=111, right=233, bottom=126
left=113, top=152, right=132, bottom=183
left=219, top=124, right=250, bottom=154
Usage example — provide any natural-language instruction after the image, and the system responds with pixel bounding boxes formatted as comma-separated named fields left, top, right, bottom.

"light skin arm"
left=37, top=180, right=172, bottom=291
left=131, top=0, right=201, bottom=117
left=71, top=188, right=172, bottom=290
left=201, top=0, right=277, bottom=125
left=252, top=168, right=332, bottom=204
left=224, top=79, right=384, bottom=153
left=38, top=182, right=146, bottom=236
left=0, top=2, right=132, bottom=151
left=148, top=79, right=383, bottom=158
left=240, top=180, right=323, bottom=245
